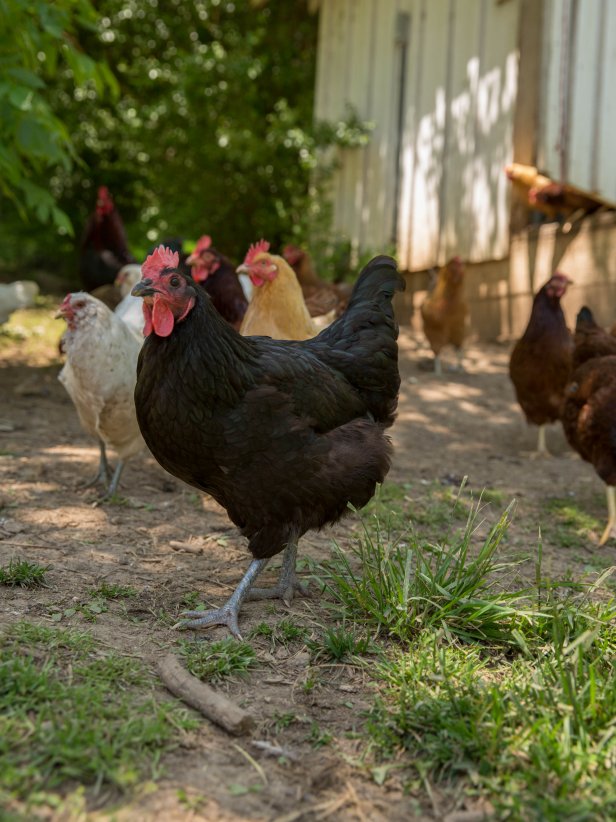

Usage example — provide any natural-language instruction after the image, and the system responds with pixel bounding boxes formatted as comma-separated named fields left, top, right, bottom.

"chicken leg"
left=104, top=459, right=126, bottom=499
left=82, top=439, right=111, bottom=489
left=245, top=541, right=310, bottom=604
left=179, top=557, right=269, bottom=639
left=599, top=486, right=616, bottom=546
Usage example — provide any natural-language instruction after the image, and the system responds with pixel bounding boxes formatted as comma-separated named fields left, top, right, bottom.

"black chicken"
left=132, top=246, right=404, bottom=637
left=79, top=186, right=135, bottom=293
left=186, top=235, right=248, bottom=330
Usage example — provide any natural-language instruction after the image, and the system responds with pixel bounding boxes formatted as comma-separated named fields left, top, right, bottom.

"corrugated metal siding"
left=314, top=0, right=520, bottom=271
left=538, top=0, right=616, bottom=200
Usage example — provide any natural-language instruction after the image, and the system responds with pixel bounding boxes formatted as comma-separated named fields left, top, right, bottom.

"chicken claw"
left=246, top=543, right=310, bottom=605
left=82, top=439, right=111, bottom=489
left=178, top=557, right=268, bottom=639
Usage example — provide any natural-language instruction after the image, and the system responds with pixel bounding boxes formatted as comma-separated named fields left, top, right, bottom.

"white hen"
left=114, top=264, right=144, bottom=339
left=0, top=280, right=40, bottom=325
left=57, top=292, right=144, bottom=497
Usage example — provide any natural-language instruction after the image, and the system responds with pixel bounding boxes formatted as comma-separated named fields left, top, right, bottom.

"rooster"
left=420, top=256, right=468, bottom=375
left=562, top=307, right=616, bottom=545
left=237, top=240, right=318, bottom=340
left=509, top=273, right=573, bottom=456
left=132, top=246, right=404, bottom=637
left=79, top=186, right=135, bottom=293
left=186, top=235, right=248, bottom=330
left=57, top=293, right=145, bottom=498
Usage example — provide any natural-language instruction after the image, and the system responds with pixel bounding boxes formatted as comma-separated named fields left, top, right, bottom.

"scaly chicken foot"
left=101, top=460, right=126, bottom=500
left=180, top=557, right=269, bottom=639
left=599, top=486, right=616, bottom=546
left=82, top=439, right=111, bottom=489
left=245, top=542, right=310, bottom=605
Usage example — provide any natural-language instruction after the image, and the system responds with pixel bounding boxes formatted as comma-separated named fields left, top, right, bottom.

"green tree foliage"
left=1, top=0, right=369, bottom=280
left=0, top=0, right=117, bottom=237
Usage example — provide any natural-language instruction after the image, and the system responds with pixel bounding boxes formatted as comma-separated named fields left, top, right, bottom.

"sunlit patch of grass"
left=0, top=298, right=65, bottom=362
left=249, top=617, right=310, bottom=649
left=178, top=638, right=257, bottom=682
left=0, top=622, right=198, bottom=813
left=0, top=559, right=48, bottom=588
left=317, top=500, right=530, bottom=645
left=544, top=497, right=603, bottom=549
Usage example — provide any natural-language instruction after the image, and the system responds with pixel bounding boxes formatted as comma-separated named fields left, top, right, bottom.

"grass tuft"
left=0, top=559, right=47, bottom=588
left=316, top=498, right=534, bottom=644
left=179, top=638, right=257, bottom=682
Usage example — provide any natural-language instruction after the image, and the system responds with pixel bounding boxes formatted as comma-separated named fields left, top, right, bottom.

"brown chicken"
left=131, top=246, right=404, bottom=636
left=509, top=272, right=573, bottom=455
left=420, top=256, right=468, bottom=375
left=572, top=307, right=616, bottom=368
left=238, top=240, right=318, bottom=340
left=283, top=244, right=352, bottom=317
left=562, top=307, right=616, bottom=545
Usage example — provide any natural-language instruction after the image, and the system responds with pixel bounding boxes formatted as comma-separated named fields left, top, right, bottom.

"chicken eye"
left=169, top=275, right=181, bottom=288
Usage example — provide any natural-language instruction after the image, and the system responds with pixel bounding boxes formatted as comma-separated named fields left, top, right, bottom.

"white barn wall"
left=314, top=0, right=521, bottom=271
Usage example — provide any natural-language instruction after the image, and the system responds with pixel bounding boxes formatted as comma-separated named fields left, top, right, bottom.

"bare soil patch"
left=1, top=321, right=614, bottom=821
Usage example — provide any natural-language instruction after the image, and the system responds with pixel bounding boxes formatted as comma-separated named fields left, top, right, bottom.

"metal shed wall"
left=314, top=0, right=521, bottom=271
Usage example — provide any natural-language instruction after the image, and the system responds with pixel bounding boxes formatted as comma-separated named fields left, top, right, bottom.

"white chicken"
left=0, top=280, right=40, bottom=325
left=56, top=292, right=145, bottom=498
left=114, top=264, right=144, bottom=339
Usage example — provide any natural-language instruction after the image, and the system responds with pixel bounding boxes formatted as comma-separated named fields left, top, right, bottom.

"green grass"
left=178, top=638, right=257, bottom=682
left=367, top=595, right=616, bottom=818
left=0, top=622, right=198, bottom=813
left=308, top=624, right=375, bottom=662
left=544, top=497, right=603, bottom=549
left=317, top=499, right=532, bottom=644
left=89, top=582, right=137, bottom=600
left=317, top=492, right=616, bottom=818
left=0, top=559, right=48, bottom=587
left=249, top=617, right=310, bottom=647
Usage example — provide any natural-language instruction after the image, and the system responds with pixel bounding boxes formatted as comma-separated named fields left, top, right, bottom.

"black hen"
left=132, top=246, right=404, bottom=636
left=79, top=186, right=135, bottom=292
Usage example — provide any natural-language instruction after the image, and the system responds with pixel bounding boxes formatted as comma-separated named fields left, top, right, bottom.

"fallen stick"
left=157, top=653, right=254, bottom=736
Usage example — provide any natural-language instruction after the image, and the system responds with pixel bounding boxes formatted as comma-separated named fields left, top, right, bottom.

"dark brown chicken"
left=509, top=272, right=573, bottom=455
left=186, top=235, right=248, bottom=330
left=562, top=307, right=616, bottom=545
left=132, top=247, right=404, bottom=637
left=572, top=306, right=616, bottom=368
left=79, top=186, right=135, bottom=293
left=282, top=244, right=352, bottom=318
left=420, top=256, right=468, bottom=375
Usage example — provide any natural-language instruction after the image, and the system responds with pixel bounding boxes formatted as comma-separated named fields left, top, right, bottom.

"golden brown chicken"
left=562, top=307, right=616, bottom=545
left=509, top=273, right=573, bottom=456
left=237, top=240, right=318, bottom=340
left=420, top=256, right=468, bottom=375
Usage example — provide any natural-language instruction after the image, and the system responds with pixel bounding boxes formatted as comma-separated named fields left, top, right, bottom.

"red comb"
left=244, top=239, right=270, bottom=266
left=142, top=246, right=180, bottom=279
left=194, top=235, right=212, bottom=254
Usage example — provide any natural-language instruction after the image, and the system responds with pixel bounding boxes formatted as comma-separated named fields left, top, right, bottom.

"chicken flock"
left=29, top=185, right=613, bottom=636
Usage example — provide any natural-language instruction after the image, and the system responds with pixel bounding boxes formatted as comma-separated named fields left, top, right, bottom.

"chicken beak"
left=236, top=263, right=249, bottom=274
left=131, top=279, right=158, bottom=298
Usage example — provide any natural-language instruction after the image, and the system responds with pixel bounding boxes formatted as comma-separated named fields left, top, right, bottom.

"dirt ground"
left=1, top=322, right=615, bottom=822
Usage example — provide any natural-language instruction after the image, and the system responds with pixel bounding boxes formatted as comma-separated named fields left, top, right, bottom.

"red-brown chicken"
left=132, top=246, right=404, bottom=637
left=509, top=272, right=573, bottom=455
left=79, top=186, right=135, bottom=293
left=282, top=244, right=352, bottom=317
left=562, top=307, right=616, bottom=545
left=186, top=235, right=248, bottom=330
